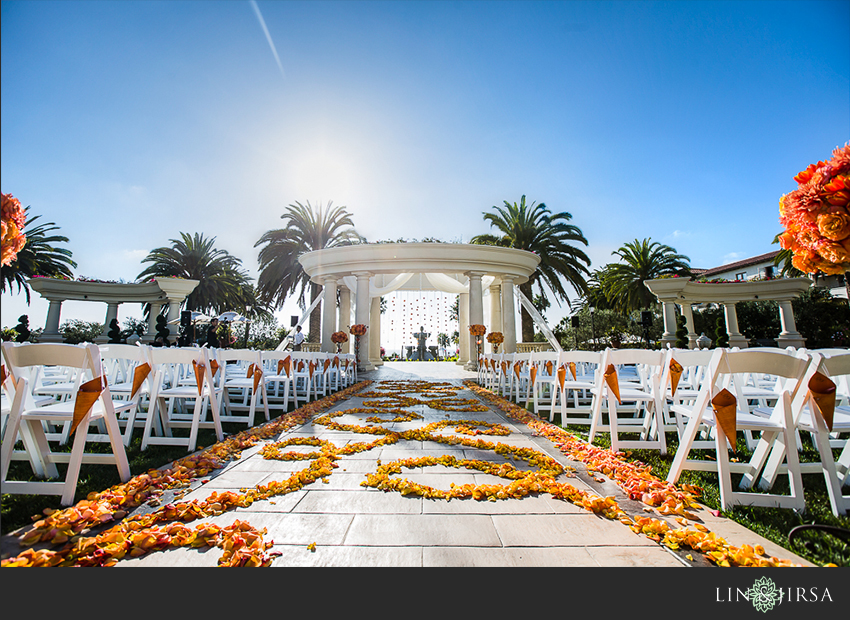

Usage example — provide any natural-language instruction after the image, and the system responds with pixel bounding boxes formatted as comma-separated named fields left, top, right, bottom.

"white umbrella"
left=169, top=311, right=212, bottom=325
left=218, top=311, right=247, bottom=323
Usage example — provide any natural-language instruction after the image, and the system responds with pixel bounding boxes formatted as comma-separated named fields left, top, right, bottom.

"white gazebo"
left=644, top=277, right=812, bottom=349
left=28, top=276, right=200, bottom=344
left=297, top=243, right=541, bottom=370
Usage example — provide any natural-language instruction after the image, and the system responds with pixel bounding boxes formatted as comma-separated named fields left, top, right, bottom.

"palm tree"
left=1, top=208, right=76, bottom=303
left=471, top=195, right=591, bottom=342
left=136, top=232, right=255, bottom=315
left=254, top=201, right=363, bottom=341
left=602, top=238, right=691, bottom=312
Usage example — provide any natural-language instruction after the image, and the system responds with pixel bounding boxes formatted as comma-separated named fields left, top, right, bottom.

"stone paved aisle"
left=2, top=362, right=813, bottom=567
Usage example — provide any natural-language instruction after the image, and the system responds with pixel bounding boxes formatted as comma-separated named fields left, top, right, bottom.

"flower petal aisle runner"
left=3, top=378, right=814, bottom=567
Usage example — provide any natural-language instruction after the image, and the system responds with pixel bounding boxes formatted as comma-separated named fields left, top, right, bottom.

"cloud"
left=722, top=252, right=743, bottom=264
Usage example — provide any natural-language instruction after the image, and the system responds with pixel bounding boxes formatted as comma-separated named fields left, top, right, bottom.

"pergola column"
left=41, top=298, right=64, bottom=343
left=166, top=300, right=182, bottom=334
left=679, top=303, right=699, bottom=349
left=489, top=283, right=502, bottom=353
left=145, top=302, right=163, bottom=343
left=321, top=276, right=338, bottom=353
left=369, top=295, right=383, bottom=366
left=96, top=302, right=121, bottom=344
left=457, top=291, right=469, bottom=366
left=338, top=285, right=351, bottom=353
left=465, top=271, right=485, bottom=370
left=660, top=301, right=678, bottom=349
left=776, top=300, right=806, bottom=349
left=500, top=276, right=517, bottom=354
left=722, top=302, right=749, bottom=348
left=353, top=271, right=374, bottom=371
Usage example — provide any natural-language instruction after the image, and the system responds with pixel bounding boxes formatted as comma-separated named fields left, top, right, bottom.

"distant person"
left=206, top=318, right=221, bottom=348
left=292, top=325, right=305, bottom=351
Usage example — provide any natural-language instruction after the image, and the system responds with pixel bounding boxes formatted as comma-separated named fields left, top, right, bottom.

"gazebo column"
left=722, top=302, right=749, bottom=348
left=775, top=300, right=806, bottom=349
left=353, top=271, right=374, bottom=371
left=369, top=295, right=383, bottom=366
left=338, top=285, right=351, bottom=353
left=145, top=302, right=163, bottom=343
left=500, top=276, right=517, bottom=355
left=457, top=291, right=469, bottom=366
left=96, top=302, right=121, bottom=344
left=679, top=303, right=699, bottom=349
left=166, top=299, right=181, bottom=335
left=41, top=298, right=64, bottom=343
left=321, top=276, right=338, bottom=353
left=489, top=283, right=502, bottom=353
left=660, top=301, right=678, bottom=349
left=465, top=271, right=484, bottom=370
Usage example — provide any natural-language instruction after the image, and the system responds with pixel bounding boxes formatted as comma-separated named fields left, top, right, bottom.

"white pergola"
left=298, top=243, right=541, bottom=370
left=28, top=277, right=199, bottom=344
left=644, top=277, right=812, bottom=349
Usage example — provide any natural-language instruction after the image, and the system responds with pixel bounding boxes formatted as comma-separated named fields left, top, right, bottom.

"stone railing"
left=516, top=342, right=554, bottom=353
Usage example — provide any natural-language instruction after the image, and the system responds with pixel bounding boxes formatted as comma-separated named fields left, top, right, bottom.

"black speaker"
left=571, top=316, right=580, bottom=328
left=640, top=311, right=653, bottom=327
left=180, top=310, right=192, bottom=327
left=291, top=315, right=299, bottom=327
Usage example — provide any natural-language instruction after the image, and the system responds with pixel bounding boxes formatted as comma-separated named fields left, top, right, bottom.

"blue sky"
left=2, top=0, right=848, bottom=342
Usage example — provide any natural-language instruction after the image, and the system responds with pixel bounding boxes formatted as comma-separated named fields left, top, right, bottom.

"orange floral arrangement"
left=486, top=332, right=504, bottom=344
left=468, top=324, right=486, bottom=336
left=1, top=193, right=27, bottom=267
left=349, top=324, right=367, bottom=336
left=778, top=142, right=850, bottom=275
left=331, top=331, right=349, bottom=344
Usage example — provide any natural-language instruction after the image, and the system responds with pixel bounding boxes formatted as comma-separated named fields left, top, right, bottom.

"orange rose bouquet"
left=468, top=324, right=486, bottom=336
left=1, top=193, right=27, bottom=267
left=486, top=332, right=504, bottom=344
left=350, top=324, right=367, bottom=336
left=778, top=143, right=850, bottom=275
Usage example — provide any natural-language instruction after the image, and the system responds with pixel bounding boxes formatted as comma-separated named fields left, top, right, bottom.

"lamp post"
left=243, top=305, right=252, bottom=349
left=590, top=306, right=597, bottom=351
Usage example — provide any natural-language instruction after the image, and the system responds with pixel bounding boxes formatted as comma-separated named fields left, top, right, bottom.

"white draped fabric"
left=341, top=272, right=495, bottom=298
left=342, top=273, right=414, bottom=298
left=424, top=272, right=495, bottom=294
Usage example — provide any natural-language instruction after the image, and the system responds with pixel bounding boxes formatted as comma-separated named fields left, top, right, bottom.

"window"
left=735, top=272, right=747, bottom=281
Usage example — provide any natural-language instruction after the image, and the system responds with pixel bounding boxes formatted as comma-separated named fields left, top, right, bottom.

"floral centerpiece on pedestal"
left=469, top=324, right=486, bottom=361
left=331, top=330, right=349, bottom=353
left=487, top=331, right=504, bottom=353
left=778, top=143, right=850, bottom=275
left=350, top=324, right=367, bottom=369
left=1, top=193, right=27, bottom=267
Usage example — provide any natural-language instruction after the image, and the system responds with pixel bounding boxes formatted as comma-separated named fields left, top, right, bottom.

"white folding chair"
left=290, top=352, right=317, bottom=403
left=217, top=348, right=270, bottom=428
left=1, top=342, right=132, bottom=505
left=262, top=351, right=296, bottom=410
left=142, top=346, right=224, bottom=453
left=509, top=352, right=533, bottom=404
left=588, top=348, right=670, bottom=455
left=666, top=348, right=808, bottom=512
left=548, top=350, right=604, bottom=425
left=99, top=343, right=154, bottom=446
left=755, top=351, right=849, bottom=516
left=529, top=351, right=560, bottom=417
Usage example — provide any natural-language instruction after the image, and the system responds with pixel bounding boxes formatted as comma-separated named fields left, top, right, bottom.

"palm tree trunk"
left=309, top=282, right=322, bottom=343
left=519, top=281, right=535, bottom=343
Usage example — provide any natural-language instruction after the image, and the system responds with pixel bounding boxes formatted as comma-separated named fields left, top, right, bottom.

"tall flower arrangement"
left=1, top=193, right=27, bottom=267
left=778, top=143, right=850, bottom=275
